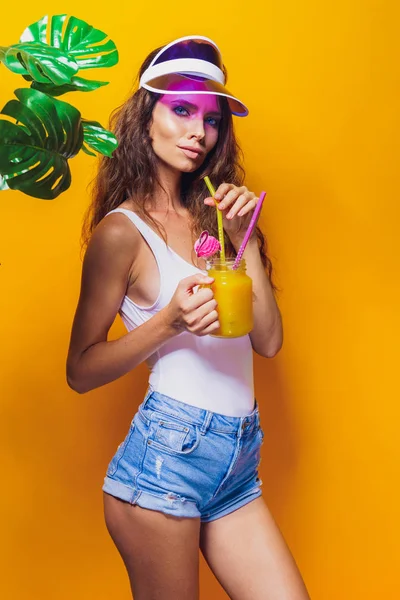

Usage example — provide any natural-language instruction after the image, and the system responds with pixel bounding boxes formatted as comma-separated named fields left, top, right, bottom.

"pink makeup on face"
left=159, top=94, right=221, bottom=132
left=159, top=79, right=222, bottom=129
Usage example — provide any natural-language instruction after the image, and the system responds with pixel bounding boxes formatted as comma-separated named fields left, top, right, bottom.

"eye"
left=206, top=116, right=220, bottom=128
left=173, top=106, right=189, bottom=116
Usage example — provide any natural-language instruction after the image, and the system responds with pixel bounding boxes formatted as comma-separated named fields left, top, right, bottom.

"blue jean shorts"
left=102, top=390, right=265, bottom=522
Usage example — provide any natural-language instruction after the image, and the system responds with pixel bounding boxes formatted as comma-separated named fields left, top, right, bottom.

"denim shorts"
left=102, top=390, right=265, bottom=522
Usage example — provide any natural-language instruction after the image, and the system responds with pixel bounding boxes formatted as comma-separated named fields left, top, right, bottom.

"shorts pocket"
left=148, top=417, right=200, bottom=456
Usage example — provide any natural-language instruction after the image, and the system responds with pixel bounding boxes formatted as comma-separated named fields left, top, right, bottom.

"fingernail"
left=214, top=194, right=221, bottom=199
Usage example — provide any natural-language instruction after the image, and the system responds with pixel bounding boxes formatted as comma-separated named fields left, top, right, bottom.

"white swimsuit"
left=105, top=207, right=254, bottom=417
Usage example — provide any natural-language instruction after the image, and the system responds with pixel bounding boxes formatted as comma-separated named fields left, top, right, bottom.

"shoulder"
left=83, top=211, right=141, bottom=272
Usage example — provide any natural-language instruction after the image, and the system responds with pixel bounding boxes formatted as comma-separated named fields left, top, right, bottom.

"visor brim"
left=141, top=74, right=249, bottom=117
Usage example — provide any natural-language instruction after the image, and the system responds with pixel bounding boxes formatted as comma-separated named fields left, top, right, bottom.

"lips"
left=178, top=146, right=203, bottom=159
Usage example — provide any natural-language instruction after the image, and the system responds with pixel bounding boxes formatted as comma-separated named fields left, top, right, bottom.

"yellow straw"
left=203, top=176, right=225, bottom=261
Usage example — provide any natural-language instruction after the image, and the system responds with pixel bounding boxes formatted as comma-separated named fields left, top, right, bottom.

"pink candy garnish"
left=194, top=230, right=221, bottom=258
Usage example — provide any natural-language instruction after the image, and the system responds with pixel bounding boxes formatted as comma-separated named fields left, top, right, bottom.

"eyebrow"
left=169, top=98, right=222, bottom=117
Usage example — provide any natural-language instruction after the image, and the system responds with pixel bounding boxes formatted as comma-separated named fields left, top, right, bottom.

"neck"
left=151, top=161, right=185, bottom=215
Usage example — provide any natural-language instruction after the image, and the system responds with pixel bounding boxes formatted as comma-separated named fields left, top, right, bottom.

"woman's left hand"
left=204, top=183, right=259, bottom=247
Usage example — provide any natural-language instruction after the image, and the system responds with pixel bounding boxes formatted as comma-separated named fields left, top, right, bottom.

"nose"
left=188, top=118, right=205, bottom=141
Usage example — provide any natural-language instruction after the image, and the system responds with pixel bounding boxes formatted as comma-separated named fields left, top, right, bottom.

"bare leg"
left=103, top=492, right=201, bottom=600
left=200, top=497, right=311, bottom=600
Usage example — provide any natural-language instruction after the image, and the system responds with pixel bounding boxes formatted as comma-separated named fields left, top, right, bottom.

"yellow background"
left=1, top=1, right=399, bottom=598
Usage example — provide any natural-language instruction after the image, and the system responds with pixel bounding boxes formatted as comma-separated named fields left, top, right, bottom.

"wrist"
left=229, top=236, right=243, bottom=253
left=158, top=305, right=182, bottom=338
left=231, top=234, right=258, bottom=254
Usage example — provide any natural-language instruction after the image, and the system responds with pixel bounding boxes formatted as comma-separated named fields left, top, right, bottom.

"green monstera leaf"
left=31, top=75, right=108, bottom=96
left=0, top=14, right=118, bottom=95
left=81, top=119, right=118, bottom=157
left=0, top=174, right=9, bottom=190
left=0, top=88, right=118, bottom=198
left=1, top=42, right=79, bottom=85
left=0, top=88, right=82, bottom=199
left=20, top=14, right=118, bottom=69
left=0, top=15, right=119, bottom=198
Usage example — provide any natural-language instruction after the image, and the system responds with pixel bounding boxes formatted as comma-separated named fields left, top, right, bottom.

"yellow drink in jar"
left=206, top=258, right=253, bottom=338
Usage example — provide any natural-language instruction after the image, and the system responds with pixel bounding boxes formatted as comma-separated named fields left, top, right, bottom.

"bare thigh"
left=103, top=492, right=201, bottom=600
left=200, top=497, right=311, bottom=600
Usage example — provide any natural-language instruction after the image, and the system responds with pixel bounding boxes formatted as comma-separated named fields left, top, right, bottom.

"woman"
left=67, top=36, right=310, bottom=600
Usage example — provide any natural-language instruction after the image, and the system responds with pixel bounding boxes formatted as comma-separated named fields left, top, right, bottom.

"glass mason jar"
left=204, top=257, right=253, bottom=338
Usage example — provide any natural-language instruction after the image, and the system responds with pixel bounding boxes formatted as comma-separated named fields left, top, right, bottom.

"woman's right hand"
left=164, top=274, right=220, bottom=336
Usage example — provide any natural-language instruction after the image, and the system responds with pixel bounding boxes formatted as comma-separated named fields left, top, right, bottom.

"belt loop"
left=199, top=411, right=213, bottom=435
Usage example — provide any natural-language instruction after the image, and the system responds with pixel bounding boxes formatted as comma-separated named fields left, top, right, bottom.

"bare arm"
left=66, top=215, right=218, bottom=394
left=232, top=237, right=283, bottom=358
left=203, top=182, right=283, bottom=358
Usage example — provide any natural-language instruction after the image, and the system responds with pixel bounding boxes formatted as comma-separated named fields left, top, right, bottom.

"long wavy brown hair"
left=82, top=43, right=277, bottom=290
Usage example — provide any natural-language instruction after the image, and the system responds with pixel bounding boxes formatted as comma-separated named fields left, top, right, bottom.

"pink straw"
left=233, top=191, right=266, bottom=269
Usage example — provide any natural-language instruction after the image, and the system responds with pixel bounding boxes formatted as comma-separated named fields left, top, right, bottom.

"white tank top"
left=105, top=207, right=254, bottom=417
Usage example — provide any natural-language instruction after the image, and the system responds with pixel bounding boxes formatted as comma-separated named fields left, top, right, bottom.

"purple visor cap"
left=139, top=35, right=249, bottom=117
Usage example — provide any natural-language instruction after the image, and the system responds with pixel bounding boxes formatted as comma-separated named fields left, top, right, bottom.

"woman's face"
left=149, top=80, right=221, bottom=172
